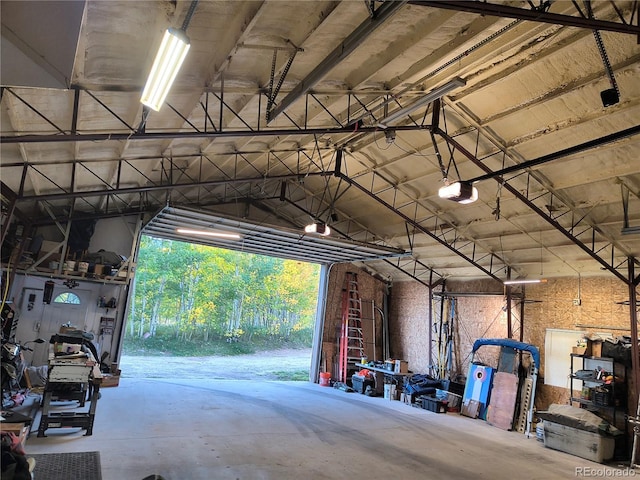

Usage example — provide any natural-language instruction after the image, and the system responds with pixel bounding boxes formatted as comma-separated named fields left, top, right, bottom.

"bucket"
left=319, top=372, right=331, bottom=387
left=65, top=260, right=76, bottom=271
left=78, top=261, right=89, bottom=273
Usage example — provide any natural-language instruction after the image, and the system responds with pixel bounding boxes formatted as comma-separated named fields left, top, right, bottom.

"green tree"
left=127, top=235, right=320, bottom=351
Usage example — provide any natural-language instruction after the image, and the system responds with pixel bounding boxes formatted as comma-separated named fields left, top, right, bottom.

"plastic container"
left=420, top=396, right=447, bottom=413
left=319, top=372, right=331, bottom=387
left=352, top=375, right=374, bottom=394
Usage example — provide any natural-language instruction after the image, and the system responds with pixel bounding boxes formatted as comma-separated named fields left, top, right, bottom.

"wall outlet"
left=573, top=298, right=581, bottom=306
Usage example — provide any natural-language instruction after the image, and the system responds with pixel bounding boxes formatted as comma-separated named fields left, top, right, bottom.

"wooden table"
left=37, top=350, right=102, bottom=437
left=1, top=410, right=33, bottom=448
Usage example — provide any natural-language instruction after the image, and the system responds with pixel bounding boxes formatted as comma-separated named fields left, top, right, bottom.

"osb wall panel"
left=523, top=277, right=633, bottom=411
left=445, top=280, right=509, bottom=379
left=388, top=279, right=508, bottom=377
left=387, top=276, right=634, bottom=416
left=388, top=281, right=430, bottom=373
left=451, top=297, right=508, bottom=379
left=321, top=263, right=387, bottom=381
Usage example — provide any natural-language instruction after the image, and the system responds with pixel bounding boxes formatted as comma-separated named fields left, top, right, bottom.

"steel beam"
left=437, top=127, right=631, bottom=284
left=15, top=171, right=331, bottom=202
left=629, top=259, right=640, bottom=419
left=267, top=0, right=407, bottom=121
left=467, top=124, right=640, bottom=184
left=0, top=124, right=429, bottom=144
left=409, top=1, right=640, bottom=35
left=0, top=182, right=18, bottom=246
left=337, top=171, right=506, bottom=282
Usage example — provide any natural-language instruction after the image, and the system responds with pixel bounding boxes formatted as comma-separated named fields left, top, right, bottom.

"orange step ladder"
left=339, top=272, right=366, bottom=383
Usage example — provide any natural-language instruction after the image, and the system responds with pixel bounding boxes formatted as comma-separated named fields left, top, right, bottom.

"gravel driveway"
left=119, top=348, right=313, bottom=380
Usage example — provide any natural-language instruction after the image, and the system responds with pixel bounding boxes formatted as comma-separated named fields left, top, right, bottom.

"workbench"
left=37, top=350, right=102, bottom=437
left=352, top=363, right=412, bottom=395
left=0, top=410, right=32, bottom=449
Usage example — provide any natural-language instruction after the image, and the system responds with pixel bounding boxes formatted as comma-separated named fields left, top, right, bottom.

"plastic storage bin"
left=351, top=375, right=374, bottom=394
left=420, top=396, right=447, bottom=413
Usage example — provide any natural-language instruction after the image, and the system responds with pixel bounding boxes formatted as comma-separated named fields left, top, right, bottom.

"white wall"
left=8, top=273, right=128, bottom=367
left=5, top=214, right=139, bottom=367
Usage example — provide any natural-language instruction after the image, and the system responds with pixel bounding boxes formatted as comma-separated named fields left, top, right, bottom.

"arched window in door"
left=53, top=292, right=81, bottom=305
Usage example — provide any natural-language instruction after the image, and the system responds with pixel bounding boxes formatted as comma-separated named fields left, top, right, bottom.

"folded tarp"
left=403, top=374, right=441, bottom=396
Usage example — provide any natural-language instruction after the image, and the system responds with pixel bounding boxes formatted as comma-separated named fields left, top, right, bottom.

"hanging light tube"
left=503, top=279, right=548, bottom=285
left=176, top=228, right=241, bottom=240
left=377, top=77, right=466, bottom=128
left=141, top=28, right=191, bottom=111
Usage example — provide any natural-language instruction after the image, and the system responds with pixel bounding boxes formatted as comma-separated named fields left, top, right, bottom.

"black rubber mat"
left=29, top=451, right=101, bottom=480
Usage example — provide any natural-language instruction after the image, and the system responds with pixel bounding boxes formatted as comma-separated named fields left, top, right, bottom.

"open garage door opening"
left=120, top=235, right=320, bottom=382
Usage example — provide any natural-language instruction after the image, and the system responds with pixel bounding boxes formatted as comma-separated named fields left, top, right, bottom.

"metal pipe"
left=629, top=259, right=640, bottom=429
left=408, top=1, right=640, bottom=35
left=0, top=124, right=430, bottom=144
left=467, top=124, right=640, bottom=184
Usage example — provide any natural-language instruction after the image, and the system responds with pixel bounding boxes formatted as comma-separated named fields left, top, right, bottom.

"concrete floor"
left=20, top=379, right=630, bottom=480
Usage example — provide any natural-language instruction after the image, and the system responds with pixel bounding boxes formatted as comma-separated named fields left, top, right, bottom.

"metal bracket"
left=266, top=43, right=303, bottom=121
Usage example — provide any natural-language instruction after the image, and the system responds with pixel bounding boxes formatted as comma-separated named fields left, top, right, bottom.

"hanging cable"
left=181, top=0, right=199, bottom=32
left=582, top=0, right=620, bottom=104
left=430, top=131, right=448, bottom=181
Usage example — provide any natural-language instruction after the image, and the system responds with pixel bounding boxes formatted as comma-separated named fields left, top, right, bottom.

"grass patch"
left=122, top=336, right=256, bottom=356
left=271, top=370, right=309, bottom=381
left=122, top=330, right=313, bottom=357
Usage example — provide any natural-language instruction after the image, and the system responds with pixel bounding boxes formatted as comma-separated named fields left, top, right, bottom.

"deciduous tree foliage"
left=127, top=236, right=320, bottom=342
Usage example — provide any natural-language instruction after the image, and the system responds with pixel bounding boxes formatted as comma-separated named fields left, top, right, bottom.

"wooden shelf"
left=1, top=264, right=130, bottom=285
left=570, top=353, right=614, bottom=362
left=570, top=396, right=616, bottom=410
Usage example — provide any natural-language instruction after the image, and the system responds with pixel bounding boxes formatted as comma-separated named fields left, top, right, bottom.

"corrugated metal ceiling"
left=1, top=0, right=639, bottom=285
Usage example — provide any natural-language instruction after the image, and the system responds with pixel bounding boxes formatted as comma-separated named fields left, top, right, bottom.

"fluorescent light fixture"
left=176, top=228, right=241, bottom=240
left=377, top=77, right=466, bottom=128
left=304, top=222, right=331, bottom=236
left=438, top=181, right=478, bottom=204
left=141, top=28, right=191, bottom=111
left=503, top=279, right=548, bottom=285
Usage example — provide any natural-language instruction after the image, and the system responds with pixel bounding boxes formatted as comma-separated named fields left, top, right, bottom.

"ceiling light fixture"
left=304, top=222, right=331, bottom=236
left=176, top=228, right=241, bottom=240
left=140, top=1, right=198, bottom=111
left=503, top=279, right=548, bottom=286
left=438, top=181, right=478, bottom=204
left=377, top=77, right=466, bottom=128
left=140, top=28, right=191, bottom=111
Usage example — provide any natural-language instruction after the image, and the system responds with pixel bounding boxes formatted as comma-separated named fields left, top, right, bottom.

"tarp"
left=471, top=338, right=540, bottom=370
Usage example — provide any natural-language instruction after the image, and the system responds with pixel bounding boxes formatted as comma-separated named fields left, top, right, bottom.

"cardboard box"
left=572, top=345, right=587, bottom=355
left=37, top=240, right=62, bottom=261
left=586, top=339, right=603, bottom=358
left=100, top=369, right=121, bottom=387
left=544, top=421, right=614, bottom=463
left=394, top=360, right=408, bottom=374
